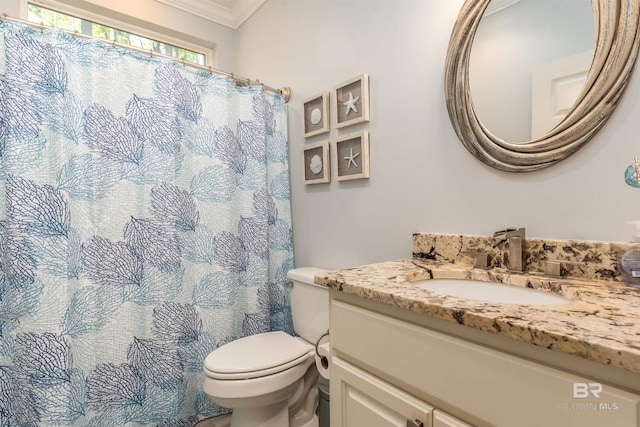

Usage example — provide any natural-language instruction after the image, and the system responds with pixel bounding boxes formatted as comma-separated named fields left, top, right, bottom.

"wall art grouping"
left=302, top=74, right=370, bottom=184
left=302, top=132, right=370, bottom=184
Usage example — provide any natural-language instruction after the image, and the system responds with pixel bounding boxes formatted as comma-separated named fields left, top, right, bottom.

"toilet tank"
left=287, top=267, right=329, bottom=343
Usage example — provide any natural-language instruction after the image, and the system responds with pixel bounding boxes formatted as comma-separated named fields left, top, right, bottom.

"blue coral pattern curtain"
left=0, top=21, right=294, bottom=426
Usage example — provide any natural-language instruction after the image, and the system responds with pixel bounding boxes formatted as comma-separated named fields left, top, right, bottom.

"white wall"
left=235, top=0, right=640, bottom=270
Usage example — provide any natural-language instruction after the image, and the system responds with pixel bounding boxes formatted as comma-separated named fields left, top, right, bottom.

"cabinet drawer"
left=331, top=300, right=640, bottom=427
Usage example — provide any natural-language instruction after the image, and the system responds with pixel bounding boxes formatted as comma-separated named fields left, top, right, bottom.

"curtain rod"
left=0, top=13, right=291, bottom=103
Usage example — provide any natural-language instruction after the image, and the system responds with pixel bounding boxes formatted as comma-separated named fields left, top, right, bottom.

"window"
left=27, top=3, right=207, bottom=66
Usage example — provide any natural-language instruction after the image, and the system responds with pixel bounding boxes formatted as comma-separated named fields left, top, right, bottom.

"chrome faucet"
left=492, top=227, right=525, bottom=272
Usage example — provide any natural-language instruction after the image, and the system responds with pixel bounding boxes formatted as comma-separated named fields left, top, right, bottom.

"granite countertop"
left=315, top=258, right=640, bottom=375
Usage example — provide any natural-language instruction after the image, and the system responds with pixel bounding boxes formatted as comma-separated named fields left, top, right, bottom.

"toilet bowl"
left=203, top=267, right=329, bottom=427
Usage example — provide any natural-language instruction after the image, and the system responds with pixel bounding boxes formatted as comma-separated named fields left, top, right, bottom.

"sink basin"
left=414, top=279, right=570, bottom=305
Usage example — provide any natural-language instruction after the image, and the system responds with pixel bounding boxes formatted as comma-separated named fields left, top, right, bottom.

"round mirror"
left=445, top=0, right=640, bottom=172
left=470, top=0, right=595, bottom=143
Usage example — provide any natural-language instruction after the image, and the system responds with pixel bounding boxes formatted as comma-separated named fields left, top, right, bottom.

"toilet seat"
left=204, top=331, right=313, bottom=380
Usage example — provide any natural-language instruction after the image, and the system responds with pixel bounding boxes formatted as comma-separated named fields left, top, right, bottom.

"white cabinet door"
left=433, top=409, right=474, bottom=427
left=331, top=357, right=433, bottom=427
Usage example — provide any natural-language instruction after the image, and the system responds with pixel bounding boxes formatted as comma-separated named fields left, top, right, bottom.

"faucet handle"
left=493, top=227, right=517, bottom=235
left=493, top=228, right=511, bottom=237
left=460, top=250, right=489, bottom=269
left=544, top=260, right=584, bottom=277
left=493, top=227, right=525, bottom=238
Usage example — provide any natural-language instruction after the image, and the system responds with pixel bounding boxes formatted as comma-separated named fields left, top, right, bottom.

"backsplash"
left=413, top=233, right=633, bottom=282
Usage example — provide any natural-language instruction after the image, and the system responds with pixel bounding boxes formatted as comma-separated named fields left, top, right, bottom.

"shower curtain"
left=0, top=21, right=294, bottom=426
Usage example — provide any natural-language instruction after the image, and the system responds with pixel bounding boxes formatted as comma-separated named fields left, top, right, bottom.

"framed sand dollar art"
left=302, top=141, right=330, bottom=184
left=303, top=92, right=330, bottom=138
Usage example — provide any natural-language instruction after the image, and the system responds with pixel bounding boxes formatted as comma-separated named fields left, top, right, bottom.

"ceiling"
left=155, top=0, right=266, bottom=29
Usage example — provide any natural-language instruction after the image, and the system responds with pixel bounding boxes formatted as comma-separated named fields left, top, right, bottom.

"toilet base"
left=297, top=414, right=319, bottom=427
left=208, top=364, right=320, bottom=427
left=228, top=370, right=316, bottom=427
left=289, top=366, right=319, bottom=427
left=195, top=414, right=231, bottom=427
left=230, top=400, right=290, bottom=427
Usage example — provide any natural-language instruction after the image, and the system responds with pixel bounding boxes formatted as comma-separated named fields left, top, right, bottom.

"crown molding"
left=155, top=0, right=266, bottom=29
left=232, top=0, right=266, bottom=28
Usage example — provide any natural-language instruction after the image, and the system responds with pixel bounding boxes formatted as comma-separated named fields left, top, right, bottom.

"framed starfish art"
left=302, top=141, right=331, bottom=184
left=303, top=91, right=330, bottom=138
left=333, top=131, right=370, bottom=181
left=334, top=74, right=370, bottom=129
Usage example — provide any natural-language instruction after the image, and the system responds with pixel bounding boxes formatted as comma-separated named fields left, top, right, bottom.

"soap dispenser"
left=618, top=221, right=640, bottom=288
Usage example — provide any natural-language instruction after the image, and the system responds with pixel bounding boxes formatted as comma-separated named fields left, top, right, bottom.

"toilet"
left=203, top=267, right=329, bottom=427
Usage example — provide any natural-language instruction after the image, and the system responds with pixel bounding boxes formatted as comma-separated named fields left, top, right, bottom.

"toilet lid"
left=204, top=331, right=312, bottom=376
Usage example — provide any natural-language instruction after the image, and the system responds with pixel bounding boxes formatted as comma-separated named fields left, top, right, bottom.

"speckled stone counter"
left=314, top=233, right=640, bottom=375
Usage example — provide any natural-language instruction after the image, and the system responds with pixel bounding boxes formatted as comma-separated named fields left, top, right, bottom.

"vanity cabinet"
left=329, top=292, right=640, bottom=427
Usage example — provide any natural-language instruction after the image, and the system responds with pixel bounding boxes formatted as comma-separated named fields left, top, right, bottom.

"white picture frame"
left=334, top=74, right=370, bottom=129
left=333, top=131, right=370, bottom=181
left=303, top=141, right=331, bottom=184
left=303, top=92, right=330, bottom=137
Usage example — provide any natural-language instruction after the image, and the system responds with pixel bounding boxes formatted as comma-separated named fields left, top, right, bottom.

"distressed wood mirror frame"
left=445, top=0, right=640, bottom=172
